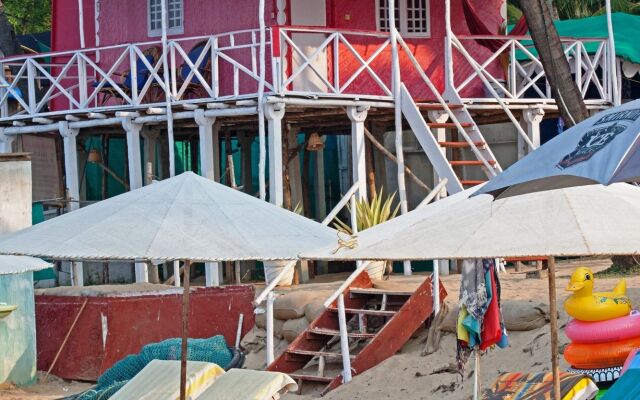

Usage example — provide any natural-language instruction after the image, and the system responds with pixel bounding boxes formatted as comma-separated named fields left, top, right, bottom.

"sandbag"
left=441, top=301, right=550, bottom=333
left=282, top=317, right=309, bottom=342
left=274, top=290, right=329, bottom=320
left=304, top=302, right=325, bottom=323
left=254, top=314, right=285, bottom=339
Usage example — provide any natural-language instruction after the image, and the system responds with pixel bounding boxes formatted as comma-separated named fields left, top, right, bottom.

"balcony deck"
left=0, top=27, right=614, bottom=130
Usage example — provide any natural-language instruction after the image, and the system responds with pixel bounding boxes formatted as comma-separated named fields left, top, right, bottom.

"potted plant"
left=333, top=188, right=400, bottom=280
left=263, top=203, right=304, bottom=287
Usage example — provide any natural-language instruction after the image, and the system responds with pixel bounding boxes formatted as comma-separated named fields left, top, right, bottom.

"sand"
left=5, top=257, right=636, bottom=399
left=0, top=372, right=92, bottom=399
left=280, top=257, right=638, bottom=399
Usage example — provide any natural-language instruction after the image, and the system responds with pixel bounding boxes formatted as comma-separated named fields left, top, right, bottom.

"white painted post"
left=605, top=0, right=620, bottom=106
left=432, top=260, right=440, bottom=315
left=427, top=110, right=449, bottom=200
left=122, top=118, right=143, bottom=190
left=0, top=129, right=15, bottom=153
left=195, top=109, right=217, bottom=180
left=337, top=294, right=352, bottom=383
left=473, top=352, right=480, bottom=400
left=77, top=0, right=85, bottom=49
left=389, top=0, right=411, bottom=276
left=265, top=102, right=285, bottom=206
left=160, top=0, right=176, bottom=177
left=444, top=0, right=455, bottom=97
left=518, top=108, right=544, bottom=160
left=173, top=260, right=181, bottom=287
left=59, top=122, right=81, bottom=212
left=235, top=313, right=244, bottom=348
left=258, top=0, right=267, bottom=201
left=122, top=116, right=148, bottom=283
left=346, top=106, right=368, bottom=200
left=266, top=291, right=275, bottom=366
left=71, top=261, right=84, bottom=287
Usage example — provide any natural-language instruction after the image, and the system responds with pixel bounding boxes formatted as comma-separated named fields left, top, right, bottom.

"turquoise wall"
left=0, top=273, right=36, bottom=385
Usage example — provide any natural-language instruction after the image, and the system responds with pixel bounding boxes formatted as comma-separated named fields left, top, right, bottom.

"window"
left=377, top=0, right=430, bottom=38
left=148, top=0, right=184, bottom=37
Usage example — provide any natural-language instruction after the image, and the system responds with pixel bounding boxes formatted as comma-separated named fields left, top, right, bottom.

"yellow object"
left=564, top=267, right=631, bottom=322
left=457, top=305, right=470, bottom=343
left=198, top=369, right=298, bottom=400
left=0, top=303, right=17, bottom=319
left=109, top=360, right=224, bottom=400
left=561, top=376, right=598, bottom=400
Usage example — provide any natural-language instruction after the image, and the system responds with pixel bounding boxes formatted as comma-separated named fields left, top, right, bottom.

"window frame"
left=148, top=0, right=185, bottom=37
left=375, top=0, right=431, bottom=38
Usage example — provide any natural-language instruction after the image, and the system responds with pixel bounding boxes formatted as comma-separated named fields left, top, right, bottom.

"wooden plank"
left=349, top=288, right=413, bottom=297
left=289, top=374, right=334, bottom=383
left=307, top=328, right=375, bottom=339
left=286, top=349, right=355, bottom=359
left=327, top=307, right=396, bottom=317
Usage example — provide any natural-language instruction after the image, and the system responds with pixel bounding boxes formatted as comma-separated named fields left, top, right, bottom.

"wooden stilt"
left=180, top=260, right=191, bottom=400
left=548, top=256, right=561, bottom=400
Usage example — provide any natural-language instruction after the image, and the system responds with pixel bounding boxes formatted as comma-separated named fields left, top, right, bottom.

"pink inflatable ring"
left=566, top=311, right=640, bottom=344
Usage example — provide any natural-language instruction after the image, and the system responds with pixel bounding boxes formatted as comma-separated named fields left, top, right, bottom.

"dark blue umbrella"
left=479, top=100, right=640, bottom=197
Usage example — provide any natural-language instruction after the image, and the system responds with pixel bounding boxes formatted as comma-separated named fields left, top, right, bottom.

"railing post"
left=129, top=46, right=139, bottom=105
left=77, top=53, right=88, bottom=108
left=26, top=59, right=37, bottom=114
left=212, top=37, right=219, bottom=98
left=266, top=291, right=275, bottom=366
left=444, top=0, right=455, bottom=96
left=337, top=294, right=352, bottom=383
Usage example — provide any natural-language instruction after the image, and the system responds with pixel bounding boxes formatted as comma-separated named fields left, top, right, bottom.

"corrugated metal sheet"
left=0, top=255, right=51, bottom=275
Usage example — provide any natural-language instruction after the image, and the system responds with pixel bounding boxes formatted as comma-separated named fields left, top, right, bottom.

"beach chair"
left=176, top=41, right=212, bottom=99
left=93, top=46, right=161, bottom=106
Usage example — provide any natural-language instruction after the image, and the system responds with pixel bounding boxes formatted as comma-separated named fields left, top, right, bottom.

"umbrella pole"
left=473, top=351, right=480, bottom=400
left=548, top=256, right=561, bottom=400
left=180, top=260, right=191, bottom=400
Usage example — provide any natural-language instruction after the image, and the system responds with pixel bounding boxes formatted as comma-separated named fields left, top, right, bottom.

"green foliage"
left=3, top=0, right=52, bottom=35
left=555, top=0, right=640, bottom=19
left=508, top=0, right=640, bottom=22
left=333, top=188, right=400, bottom=235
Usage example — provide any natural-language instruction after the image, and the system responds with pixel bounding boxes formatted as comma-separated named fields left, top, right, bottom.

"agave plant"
left=333, top=188, right=400, bottom=235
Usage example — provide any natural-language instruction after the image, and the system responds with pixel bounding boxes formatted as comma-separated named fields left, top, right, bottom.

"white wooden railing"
left=0, top=29, right=271, bottom=121
left=452, top=34, right=613, bottom=103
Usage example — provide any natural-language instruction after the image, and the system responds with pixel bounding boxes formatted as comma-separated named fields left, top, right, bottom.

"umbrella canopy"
left=0, top=172, right=337, bottom=262
left=0, top=255, right=51, bottom=275
left=301, top=183, right=640, bottom=261
left=479, top=100, right=640, bottom=197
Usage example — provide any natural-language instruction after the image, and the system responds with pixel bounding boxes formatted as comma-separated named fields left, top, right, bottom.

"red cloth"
left=462, top=0, right=528, bottom=52
left=480, top=265, right=502, bottom=350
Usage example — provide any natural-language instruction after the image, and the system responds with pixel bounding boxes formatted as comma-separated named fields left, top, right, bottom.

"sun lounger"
left=198, top=369, right=298, bottom=400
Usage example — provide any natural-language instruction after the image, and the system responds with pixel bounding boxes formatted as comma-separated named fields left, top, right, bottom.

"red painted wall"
left=50, top=0, right=503, bottom=104
left=36, top=285, right=255, bottom=381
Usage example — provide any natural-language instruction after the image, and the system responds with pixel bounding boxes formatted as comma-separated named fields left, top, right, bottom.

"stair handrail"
left=396, top=35, right=498, bottom=176
left=253, top=260, right=296, bottom=306
left=337, top=294, right=353, bottom=384
left=321, top=182, right=359, bottom=226
left=450, top=35, right=536, bottom=152
left=417, top=178, right=448, bottom=209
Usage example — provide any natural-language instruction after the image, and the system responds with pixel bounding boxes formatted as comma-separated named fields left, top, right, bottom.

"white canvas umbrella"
left=0, top=172, right=336, bottom=399
left=0, top=171, right=336, bottom=262
left=302, top=183, right=640, bottom=261
left=302, top=182, right=640, bottom=399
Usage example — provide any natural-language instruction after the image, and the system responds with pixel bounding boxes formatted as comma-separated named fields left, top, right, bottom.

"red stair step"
left=438, top=141, right=486, bottom=148
left=286, top=349, right=355, bottom=359
left=327, top=307, right=396, bottom=317
left=307, top=327, right=376, bottom=339
left=289, top=374, right=335, bottom=383
left=460, top=180, right=487, bottom=186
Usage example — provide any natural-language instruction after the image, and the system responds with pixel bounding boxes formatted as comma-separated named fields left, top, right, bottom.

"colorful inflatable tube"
left=564, top=336, right=640, bottom=369
left=565, top=312, right=640, bottom=344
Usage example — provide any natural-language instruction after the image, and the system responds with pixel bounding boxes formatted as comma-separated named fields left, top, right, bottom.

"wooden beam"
left=548, top=256, right=561, bottom=400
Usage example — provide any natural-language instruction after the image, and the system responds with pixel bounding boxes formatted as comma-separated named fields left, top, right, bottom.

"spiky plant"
left=333, top=188, right=400, bottom=235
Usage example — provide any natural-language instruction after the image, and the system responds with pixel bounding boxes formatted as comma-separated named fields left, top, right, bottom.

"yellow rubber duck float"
left=564, top=267, right=631, bottom=322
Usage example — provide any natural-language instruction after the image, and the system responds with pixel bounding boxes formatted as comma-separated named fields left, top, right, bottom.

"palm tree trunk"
left=517, top=0, right=589, bottom=127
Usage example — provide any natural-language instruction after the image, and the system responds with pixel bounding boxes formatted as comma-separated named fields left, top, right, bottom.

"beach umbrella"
left=302, top=182, right=640, bottom=399
left=478, top=99, right=640, bottom=197
left=0, top=171, right=337, bottom=399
